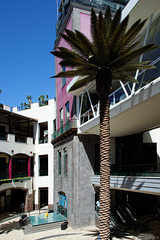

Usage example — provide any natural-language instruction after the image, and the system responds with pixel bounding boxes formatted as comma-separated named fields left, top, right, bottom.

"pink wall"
left=56, top=18, right=73, bottom=129
left=55, top=12, right=91, bottom=129
left=80, top=13, right=91, bottom=40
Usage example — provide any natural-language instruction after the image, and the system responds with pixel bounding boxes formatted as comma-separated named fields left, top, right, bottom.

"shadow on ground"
left=0, top=220, right=21, bottom=234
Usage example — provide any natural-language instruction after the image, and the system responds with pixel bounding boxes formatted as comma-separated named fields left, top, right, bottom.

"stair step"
left=22, top=220, right=66, bottom=235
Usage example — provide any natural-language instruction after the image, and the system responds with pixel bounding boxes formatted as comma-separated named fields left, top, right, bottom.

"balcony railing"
left=39, top=138, right=48, bottom=144
left=0, top=173, right=9, bottom=180
left=52, top=119, right=77, bottom=140
left=0, top=133, right=7, bottom=141
left=15, top=135, right=27, bottom=143
left=94, top=163, right=160, bottom=177
left=12, top=171, right=28, bottom=178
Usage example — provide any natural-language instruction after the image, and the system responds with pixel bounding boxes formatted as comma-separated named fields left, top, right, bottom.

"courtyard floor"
left=0, top=210, right=160, bottom=240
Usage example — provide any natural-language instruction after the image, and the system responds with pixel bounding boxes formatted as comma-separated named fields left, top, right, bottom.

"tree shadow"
left=0, top=220, right=21, bottom=234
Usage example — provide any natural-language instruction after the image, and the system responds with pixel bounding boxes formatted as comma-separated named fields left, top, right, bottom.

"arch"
left=0, top=153, right=11, bottom=180
left=58, top=191, right=67, bottom=217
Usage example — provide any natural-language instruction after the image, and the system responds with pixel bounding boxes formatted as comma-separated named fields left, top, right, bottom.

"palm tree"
left=51, top=7, right=158, bottom=239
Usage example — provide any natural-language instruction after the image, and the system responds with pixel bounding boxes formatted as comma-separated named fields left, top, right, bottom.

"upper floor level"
left=52, top=0, right=160, bottom=143
left=56, top=0, right=129, bottom=40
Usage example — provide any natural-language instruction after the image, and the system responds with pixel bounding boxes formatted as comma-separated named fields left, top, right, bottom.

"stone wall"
left=54, top=134, right=99, bottom=228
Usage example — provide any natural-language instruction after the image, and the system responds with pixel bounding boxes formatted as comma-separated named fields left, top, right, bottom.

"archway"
left=11, top=189, right=26, bottom=212
left=58, top=191, right=67, bottom=217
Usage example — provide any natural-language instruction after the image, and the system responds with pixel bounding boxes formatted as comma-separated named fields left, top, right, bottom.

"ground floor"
left=0, top=209, right=160, bottom=240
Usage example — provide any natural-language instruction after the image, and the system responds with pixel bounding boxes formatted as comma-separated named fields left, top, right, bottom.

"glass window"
left=62, top=66, right=66, bottom=88
left=60, top=108, right=63, bottom=128
left=58, top=151, right=61, bottom=176
left=63, top=148, right=68, bottom=177
left=39, top=155, right=48, bottom=176
left=65, top=101, right=70, bottom=123
left=39, top=122, right=48, bottom=144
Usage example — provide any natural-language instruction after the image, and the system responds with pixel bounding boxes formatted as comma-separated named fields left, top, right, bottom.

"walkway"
left=0, top=210, right=159, bottom=239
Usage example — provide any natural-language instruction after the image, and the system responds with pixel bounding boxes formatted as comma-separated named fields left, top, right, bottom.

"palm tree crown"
left=51, top=7, right=157, bottom=94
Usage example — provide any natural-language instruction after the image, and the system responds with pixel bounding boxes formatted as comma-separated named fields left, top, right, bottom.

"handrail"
left=52, top=119, right=77, bottom=140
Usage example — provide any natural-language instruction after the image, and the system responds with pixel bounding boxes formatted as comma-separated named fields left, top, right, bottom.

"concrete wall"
left=54, top=134, right=99, bottom=228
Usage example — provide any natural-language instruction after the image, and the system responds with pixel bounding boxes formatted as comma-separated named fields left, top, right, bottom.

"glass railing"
left=79, top=58, right=160, bottom=126
left=52, top=119, right=77, bottom=140
left=0, top=173, right=9, bottom=180
left=12, top=171, right=28, bottom=178
left=17, top=105, right=31, bottom=111
left=39, top=138, right=48, bottom=144
left=0, top=134, right=7, bottom=141
left=94, top=163, right=160, bottom=177
left=15, top=135, right=27, bottom=143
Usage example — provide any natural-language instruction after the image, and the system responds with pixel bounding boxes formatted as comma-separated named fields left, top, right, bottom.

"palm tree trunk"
left=97, top=69, right=111, bottom=240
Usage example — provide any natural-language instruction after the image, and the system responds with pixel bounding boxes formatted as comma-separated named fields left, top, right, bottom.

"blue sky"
left=0, top=0, right=57, bottom=107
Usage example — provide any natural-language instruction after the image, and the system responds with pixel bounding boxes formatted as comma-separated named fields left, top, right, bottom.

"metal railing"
left=52, top=119, right=77, bottom=140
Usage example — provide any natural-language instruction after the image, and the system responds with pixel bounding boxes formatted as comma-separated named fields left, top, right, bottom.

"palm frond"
left=110, top=44, right=158, bottom=67
left=69, top=75, right=95, bottom=92
left=65, top=29, right=77, bottom=41
left=122, top=19, right=147, bottom=48
left=105, top=6, right=111, bottom=28
left=108, top=7, right=121, bottom=39
left=57, top=47, right=86, bottom=61
left=60, top=32, right=87, bottom=58
left=75, top=30, right=94, bottom=55
left=112, top=72, right=138, bottom=83
left=91, top=8, right=98, bottom=40
left=109, top=15, right=129, bottom=56
left=116, top=61, right=156, bottom=71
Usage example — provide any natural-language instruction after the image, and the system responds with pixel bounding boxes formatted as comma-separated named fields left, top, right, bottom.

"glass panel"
left=65, top=101, right=70, bottom=123
left=60, top=108, right=63, bottom=128
left=62, top=66, right=66, bottom=87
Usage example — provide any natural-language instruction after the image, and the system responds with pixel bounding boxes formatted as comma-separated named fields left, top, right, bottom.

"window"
left=65, top=101, right=70, bottom=123
left=60, top=108, right=63, bottom=128
left=58, top=151, right=61, bottom=176
left=63, top=148, right=68, bottom=177
left=62, top=66, right=66, bottom=87
left=39, top=122, right=48, bottom=144
left=39, top=155, right=48, bottom=176
left=53, top=119, right=56, bottom=132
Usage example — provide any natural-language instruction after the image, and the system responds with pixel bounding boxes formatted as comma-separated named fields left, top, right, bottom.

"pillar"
left=9, top=157, right=12, bottom=179
left=28, top=157, right=31, bottom=177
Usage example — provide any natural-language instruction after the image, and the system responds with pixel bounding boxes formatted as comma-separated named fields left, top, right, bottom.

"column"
left=9, top=157, right=12, bottom=179
left=28, top=157, right=31, bottom=177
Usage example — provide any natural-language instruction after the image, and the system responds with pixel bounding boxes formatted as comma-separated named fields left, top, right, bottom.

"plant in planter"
left=38, top=95, right=48, bottom=106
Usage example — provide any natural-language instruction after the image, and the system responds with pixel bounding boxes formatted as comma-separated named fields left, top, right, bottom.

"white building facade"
left=0, top=99, right=56, bottom=212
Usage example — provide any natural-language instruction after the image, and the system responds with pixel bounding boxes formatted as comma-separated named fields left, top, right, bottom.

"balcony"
left=92, top=163, right=160, bottom=194
left=51, top=119, right=77, bottom=144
